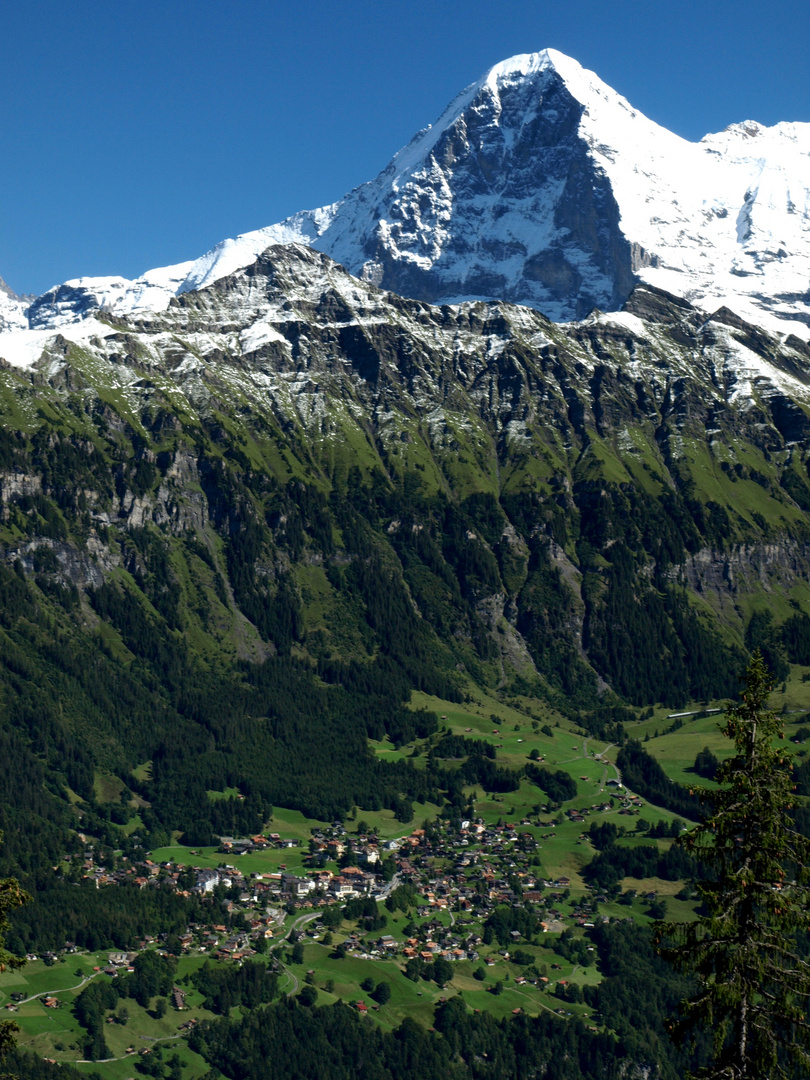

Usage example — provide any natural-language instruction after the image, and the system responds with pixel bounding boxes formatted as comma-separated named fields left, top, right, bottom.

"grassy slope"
left=0, top=953, right=212, bottom=1079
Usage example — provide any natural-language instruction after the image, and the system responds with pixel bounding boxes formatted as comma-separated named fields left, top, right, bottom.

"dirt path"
left=597, top=743, right=622, bottom=790
left=559, top=739, right=588, bottom=764
left=16, top=968, right=105, bottom=1006
left=78, top=1032, right=184, bottom=1064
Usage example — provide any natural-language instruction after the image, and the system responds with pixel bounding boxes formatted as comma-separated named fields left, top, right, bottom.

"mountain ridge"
left=5, top=244, right=810, bottom=630
left=3, top=49, right=808, bottom=340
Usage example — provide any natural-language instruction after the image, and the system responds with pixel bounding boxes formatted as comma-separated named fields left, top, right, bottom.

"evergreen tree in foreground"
left=655, top=652, right=810, bottom=1079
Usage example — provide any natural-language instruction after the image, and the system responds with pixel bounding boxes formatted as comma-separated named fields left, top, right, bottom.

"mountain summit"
left=7, top=50, right=810, bottom=337
left=0, top=275, right=32, bottom=333
left=270, top=48, right=810, bottom=334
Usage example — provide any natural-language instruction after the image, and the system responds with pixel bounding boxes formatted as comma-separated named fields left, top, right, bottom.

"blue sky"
left=2, top=0, right=808, bottom=296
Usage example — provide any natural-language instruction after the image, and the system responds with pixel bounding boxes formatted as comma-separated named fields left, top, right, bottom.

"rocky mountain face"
left=290, top=51, right=639, bottom=319
left=3, top=246, right=810, bottom=719
left=273, top=51, right=810, bottom=336
left=4, top=51, right=809, bottom=338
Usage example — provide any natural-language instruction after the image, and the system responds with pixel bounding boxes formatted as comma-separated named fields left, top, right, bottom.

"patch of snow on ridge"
left=239, top=318, right=291, bottom=355
left=708, top=321, right=810, bottom=407
left=176, top=207, right=338, bottom=295
left=0, top=318, right=120, bottom=370
left=593, top=311, right=650, bottom=337
left=0, top=329, right=54, bottom=369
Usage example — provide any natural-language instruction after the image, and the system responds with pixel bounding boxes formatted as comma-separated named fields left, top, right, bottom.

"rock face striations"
left=3, top=50, right=809, bottom=336
left=3, top=244, right=810, bottom=707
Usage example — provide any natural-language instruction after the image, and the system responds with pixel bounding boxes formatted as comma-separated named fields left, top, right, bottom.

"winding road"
left=14, top=968, right=104, bottom=1007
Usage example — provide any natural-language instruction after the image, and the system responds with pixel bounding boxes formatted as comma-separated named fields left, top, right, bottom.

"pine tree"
left=655, top=652, right=810, bottom=1079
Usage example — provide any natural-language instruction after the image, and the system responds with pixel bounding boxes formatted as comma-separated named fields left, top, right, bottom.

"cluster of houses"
left=82, top=814, right=585, bottom=916
left=322, top=921, right=482, bottom=965
left=65, top=794, right=650, bottom=970
left=192, top=865, right=379, bottom=903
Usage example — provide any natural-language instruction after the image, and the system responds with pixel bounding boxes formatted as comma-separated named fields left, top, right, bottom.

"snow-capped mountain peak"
left=0, top=275, right=32, bottom=333
left=4, top=49, right=810, bottom=340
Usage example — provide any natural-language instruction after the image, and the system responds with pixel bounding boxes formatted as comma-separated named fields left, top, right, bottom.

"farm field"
left=0, top=953, right=214, bottom=1078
